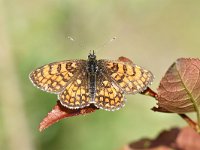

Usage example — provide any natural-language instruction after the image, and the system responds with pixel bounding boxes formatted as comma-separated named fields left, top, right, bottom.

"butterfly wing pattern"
left=98, top=60, right=154, bottom=94
left=94, top=71, right=126, bottom=111
left=29, top=53, right=154, bottom=111
left=29, top=60, right=86, bottom=93
left=58, top=70, right=90, bottom=109
left=93, top=60, right=153, bottom=111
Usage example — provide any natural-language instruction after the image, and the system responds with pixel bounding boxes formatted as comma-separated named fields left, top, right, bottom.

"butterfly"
left=29, top=51, right=154, bottom=111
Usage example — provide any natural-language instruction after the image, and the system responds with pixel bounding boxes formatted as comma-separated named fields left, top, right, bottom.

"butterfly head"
left=88, top=50, right=96, bottom=61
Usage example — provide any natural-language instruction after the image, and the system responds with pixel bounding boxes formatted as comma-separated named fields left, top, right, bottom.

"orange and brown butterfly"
left=29, top=51, right=154, bottom=111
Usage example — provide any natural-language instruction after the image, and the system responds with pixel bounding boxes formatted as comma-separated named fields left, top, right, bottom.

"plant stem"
left=179, top=114, right=200, bottom=133
left=140, top=87, right=158, bottom=98
left=141, top=87, right=199, bottom=132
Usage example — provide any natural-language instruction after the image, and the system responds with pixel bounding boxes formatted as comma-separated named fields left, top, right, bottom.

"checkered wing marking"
left=98, top=60, right=154, bottom=94
left=58, top=70, right=90, bottom=109
left=94, top=72, right=126, bottom=111
left=29, top=60, right=86, bottom=93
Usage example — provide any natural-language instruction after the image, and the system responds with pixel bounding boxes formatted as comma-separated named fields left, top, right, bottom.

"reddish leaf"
left=156, top=58, right=200, bottom=114
left=176, top=127, right=200, bottom=150
left=122, top=127, right=200, bottom=150
left=152, top=106, right=171, bottom=113
left=118, top=56, right=134, bottom=63
left=39, top=101, right=98, bottom=132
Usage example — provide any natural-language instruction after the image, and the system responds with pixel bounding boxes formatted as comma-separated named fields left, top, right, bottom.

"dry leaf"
left=155, top=58, right=200, bottom=114
left=39, top=101, right=98, bottom=132
left=118, top=56, right=134, bottom=63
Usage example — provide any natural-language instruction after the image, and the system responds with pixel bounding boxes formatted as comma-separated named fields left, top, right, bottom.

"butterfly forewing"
left=29, top=60, right=86, bottom=93
left=94, top=72, right=126, bottom=111
left=98, top=60, right=153, bottom=94
left=58, top=69, right=90, bottom=109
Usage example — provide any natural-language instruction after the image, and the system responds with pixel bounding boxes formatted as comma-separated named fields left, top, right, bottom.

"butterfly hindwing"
left=94, top=72, right=126, bottom=111
left=98, top=60, right=153, bottom=94
left=29, top=60, right=86, bottom=93
left=58, top=69, right=90, bottom=109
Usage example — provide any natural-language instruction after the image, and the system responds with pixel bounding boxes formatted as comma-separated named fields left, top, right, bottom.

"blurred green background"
left=1, top=0, right=200, bottom=150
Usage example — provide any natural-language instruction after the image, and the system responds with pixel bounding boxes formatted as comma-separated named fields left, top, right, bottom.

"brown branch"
left=179, top=114, right=200, bottom=133
left=140, top=87, right=199, bottom=133
left=140, top=87, right=158, bottom=98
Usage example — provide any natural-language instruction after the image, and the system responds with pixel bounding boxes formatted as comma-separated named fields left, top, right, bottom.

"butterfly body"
left=29, top=52, right=154, bottom=111
left=87, top=51, right=98, bottom=102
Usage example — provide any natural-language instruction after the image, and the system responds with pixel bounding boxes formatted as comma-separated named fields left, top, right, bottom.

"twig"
left=179, top=114, right=200, bottom=133
left=141, top=87, right=199, bottom=133
left=140, top=87, right=158, bottom=98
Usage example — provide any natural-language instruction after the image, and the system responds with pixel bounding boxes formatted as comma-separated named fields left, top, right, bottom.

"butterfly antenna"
left=66, top=36, right=85, bottom=50
left=95, top=36, right=117, bottom=53
left=89, top=50, right=95, bottom=55
left=67, top=36, right=75, bottom=42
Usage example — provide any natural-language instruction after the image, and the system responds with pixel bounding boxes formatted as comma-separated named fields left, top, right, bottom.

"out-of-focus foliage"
left=1, top=1, right=200, bottom=150
left=124, top=127, right=200, bottom=150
